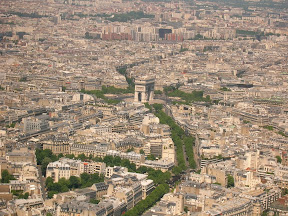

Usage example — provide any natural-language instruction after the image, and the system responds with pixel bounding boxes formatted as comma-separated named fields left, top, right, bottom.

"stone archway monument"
left=134, top=76, right=155, bottom=103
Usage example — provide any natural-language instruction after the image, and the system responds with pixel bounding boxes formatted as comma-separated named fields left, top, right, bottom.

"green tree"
left=90, top=198, right=100, bottom=204
left=180, top=46, right=189, bottom=52
left=144, top=103, right=152, bottom=112
left=47, top=191, right=57, bottom=199
left=263, top=125, right=274, bottom=131
left=123, top=184, right=169, bottom=216
left=65, top=154, right=75, bottom=159
left=184, top=206, right=188, bottom=213
left=227, top=175, right=234, bottom=188
left=19, top=192, right=29, bottom=199
left=113, top=156, right=122, bottom=166
left=126, top=147, right=134, bottom=153
left=220, top=87, right=231, bottom=91
left=91, top=173, right=102, bottom=183
left=278, top=131, right=288, bottom=137
left=152, top=104, right=163, bottom=112
left=77, top=153, right=87, bottom=161
left=147, top=169, right=170, bottom=185
left=41, top=157, right=52, bottom=175
left=146, top=154, right=156, bottom=160
left=172, top=166, right=182, bottom=176
left=45, top=177, right=53, bottom=186
left=1, top=170, right=15, bottom=183
left=6, top=122, right=16, bottom=128
left=24, top=192, right=29, bottom=199
left=92, top=157, right=102, bottom=162
left=60, top=184, right=69, bottom=192
left=35, top=149, right=52, bottom=164
left=35, top=149, right=58, bottom=174
left=154, top=90, right=162, bottom=95
left=213, top=182, right=221, bottom=186
left=276, top=156, right=282, bottom=163
left=49, top=183, right=62, bottom=192
left=80, top=173, right=90, bottom=185
left=69, top=176, right=80, bottom=189
left=103, top=156, right=114, bottom=166
left=183, top=137, right=196, bottom=169
left=85, top=32, right=92, bottom=39
left=140, top=149, right=145, bottom=155
left=58, top=177, right=70, bottom=188
left=137, top=166, right=148, bottom=174
left=19, top=77, right=27, bottom=82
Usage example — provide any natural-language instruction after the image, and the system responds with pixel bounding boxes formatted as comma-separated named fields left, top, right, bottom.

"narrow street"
left=182, top=144, right=189, bottom=168
left=193, top=134, right=201, bottom=170
left=37, top=165, right=46, bottom=200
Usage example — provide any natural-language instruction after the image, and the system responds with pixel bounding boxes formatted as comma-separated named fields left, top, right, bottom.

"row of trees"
left=36, top=149, right=97, bottom=176
left=9, top=11, right=48, bottom=18
left=6, top=122, right=16, bottom=128
left=36, top=148, right=172, bottom=185
left=152, top=104, right=186, bottom=174
left=116, top=66, right=135, bottom=92
left=44, top=165, right=170, bottom=199
left=107, top=11, right=154, bottom=22
left=91, top=155, right=171, bottom=185
left=220, top=87, right=231, bottom=91
left=183, top=137, right=197, bottom=169
left=75, top=11, right=154, bottom=22
left=45, top=173, right=104, bottom=198
left=236, top=29, right=260, bottom=36
left=102, top=85, right=133, bottom=94
left=152, top=104, right=197, bottom=174
left=165, top=88, right=211, bottom=103
left=123, top=184, right=169, bottom=216
left=80, top=89, right=120, bottom=105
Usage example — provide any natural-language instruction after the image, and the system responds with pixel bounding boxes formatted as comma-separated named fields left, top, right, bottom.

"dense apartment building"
left=43, top=134, right=71, bottom=155
left=46, top=158, right=106, bottom=182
